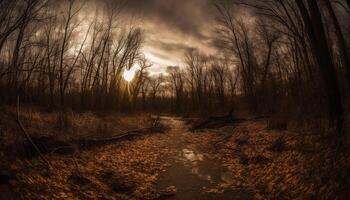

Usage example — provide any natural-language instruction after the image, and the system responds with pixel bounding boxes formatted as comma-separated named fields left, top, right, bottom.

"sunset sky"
left=121, top=0, right=219, bottom=74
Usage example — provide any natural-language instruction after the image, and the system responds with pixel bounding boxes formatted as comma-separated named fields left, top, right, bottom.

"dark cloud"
left=146, top=49, right=175, bottom=62
left=151, top=40, right=193, bottom=56
left=115, top=0, right=219, bottom=74
left=123, top=0, right=214, bottom=39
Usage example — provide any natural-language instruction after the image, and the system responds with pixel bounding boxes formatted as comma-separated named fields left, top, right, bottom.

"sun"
left=122, top=68, right=136, bottom=82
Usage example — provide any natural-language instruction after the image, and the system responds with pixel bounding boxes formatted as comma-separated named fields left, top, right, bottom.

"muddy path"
left=156, top=116, right=253, bottom=200
left=9, top=115, right=255, bottom=200
left=11, top=114, right=344, bottom=200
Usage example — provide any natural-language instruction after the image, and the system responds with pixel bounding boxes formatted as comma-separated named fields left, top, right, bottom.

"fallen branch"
left=47, top=145, right=77, bottom=155
left=190, top=110, right=269, bottom=131
left=78, top=124, right=165, bottom=149
left=87, top=128, right=149, bottom=142
left=190, top=110, right=245, bottom=131
left=16, top=96, right=51, bottom=168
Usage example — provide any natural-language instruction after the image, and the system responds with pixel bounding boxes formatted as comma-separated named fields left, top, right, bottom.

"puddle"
left=182, top=149, right=204, bottom=162
left=220, top=171, right=235, bottom=188
left=157, top=116, right=252, bottom=200
left=221, top=171, right=234, bottom=184
left=180, top=148, right=235, bottom=186
left=159, top=116, right=184, bottom=129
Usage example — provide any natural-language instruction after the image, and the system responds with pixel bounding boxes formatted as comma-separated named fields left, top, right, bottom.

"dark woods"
left=213, top=0, right=350, bottom=134
left=0, top=0, right=349, bottom=132
left=0, top=0, right=145, bottom=111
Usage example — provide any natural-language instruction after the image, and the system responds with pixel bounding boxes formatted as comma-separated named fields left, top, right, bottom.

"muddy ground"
left=3, top=115, right=350, bottom=200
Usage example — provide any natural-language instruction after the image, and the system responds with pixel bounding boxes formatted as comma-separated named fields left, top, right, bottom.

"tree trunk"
left=296, top=0, right=344, bottom=132
left=323, top=0, right=350, bottom=94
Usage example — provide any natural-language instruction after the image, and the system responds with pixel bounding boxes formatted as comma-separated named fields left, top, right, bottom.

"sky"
left=121, top=0, right=219, bottom=74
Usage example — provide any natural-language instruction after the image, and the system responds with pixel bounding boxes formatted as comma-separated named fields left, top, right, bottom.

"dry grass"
left=0, top=105, right=154, bottom=163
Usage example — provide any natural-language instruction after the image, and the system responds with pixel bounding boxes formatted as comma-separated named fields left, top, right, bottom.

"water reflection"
left=220, top=171, right=234, bottom=188
left=159, top=116, right=184, bottom=129
left=183, top=149, right=204, bottom=162
left=157, top=116, right=251, bottom=199
left=180, top=148, right=234, bottom=187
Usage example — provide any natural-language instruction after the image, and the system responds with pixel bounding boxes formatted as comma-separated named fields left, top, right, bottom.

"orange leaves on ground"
left=14, top=134, right=169, bottom=200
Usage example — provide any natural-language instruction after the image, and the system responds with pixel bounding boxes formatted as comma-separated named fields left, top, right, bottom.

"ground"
left=1, top=109, right=349, bottom=200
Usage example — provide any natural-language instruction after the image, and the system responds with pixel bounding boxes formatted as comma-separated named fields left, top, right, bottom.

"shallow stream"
left=156, top=116, right=252, bottom=200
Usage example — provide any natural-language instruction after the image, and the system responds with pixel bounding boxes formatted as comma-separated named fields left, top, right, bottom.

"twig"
left=16, top=96, right=51, bottom=168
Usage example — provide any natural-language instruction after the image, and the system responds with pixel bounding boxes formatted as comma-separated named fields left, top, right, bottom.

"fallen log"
left=77, top=118, right=167, bottom=149
left=23, top=115, right=167, bottom=155
left=190, top=110, right=246, bottom=131
left=190, top=110, right=269, bottom=131
left=78, top=127, right=151, bottom=148
left=23, top=123, right=165, bottom=157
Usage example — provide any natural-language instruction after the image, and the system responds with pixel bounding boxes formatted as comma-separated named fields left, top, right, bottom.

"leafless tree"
left=167, top=66, right=184, bottom=110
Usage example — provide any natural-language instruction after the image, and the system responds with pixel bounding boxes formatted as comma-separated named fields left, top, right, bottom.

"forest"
left=0, top=0, right=349, bottom=199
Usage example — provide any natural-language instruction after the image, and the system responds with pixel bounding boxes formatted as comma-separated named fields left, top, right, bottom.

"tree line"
left=211, top=0, right=350, bottom=133
left=149, top=0, right=350, bottom=133
left=0, top=0, right=349, bottom=132
left=0, top=0, right=239, bottom=113
left=0, top=0, right=144, bottom=111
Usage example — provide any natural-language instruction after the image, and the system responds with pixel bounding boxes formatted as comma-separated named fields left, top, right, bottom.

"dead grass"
left=0, top=105, right=155, bottom=163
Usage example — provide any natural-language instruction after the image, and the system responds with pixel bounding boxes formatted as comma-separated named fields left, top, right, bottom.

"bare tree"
left=322, top=0, right=350, bottom=94
left=131, top=57, right=152, bottom=104
left=58, top=0, right=83, bottom=109
left=167, top=66, right=184, bottom=110
left=296, top=0, right=343, bottom=132
left=149, top=74, right=164, bottom=108
left=185, top=48, right=207, bottom=109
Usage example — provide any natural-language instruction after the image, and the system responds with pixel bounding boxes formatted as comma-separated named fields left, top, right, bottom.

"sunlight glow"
left=122, top=68, right=136, bottom=82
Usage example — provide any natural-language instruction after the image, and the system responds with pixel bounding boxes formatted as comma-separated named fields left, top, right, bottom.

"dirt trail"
left=10, top=115, right=255, bottom=200
left=11, top=114, right=347, bottom=199
left=156, top=116, right=252, bottom=200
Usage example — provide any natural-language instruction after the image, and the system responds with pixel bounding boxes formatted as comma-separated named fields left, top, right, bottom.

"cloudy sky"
left=121, top=0, right=219, bottom=74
